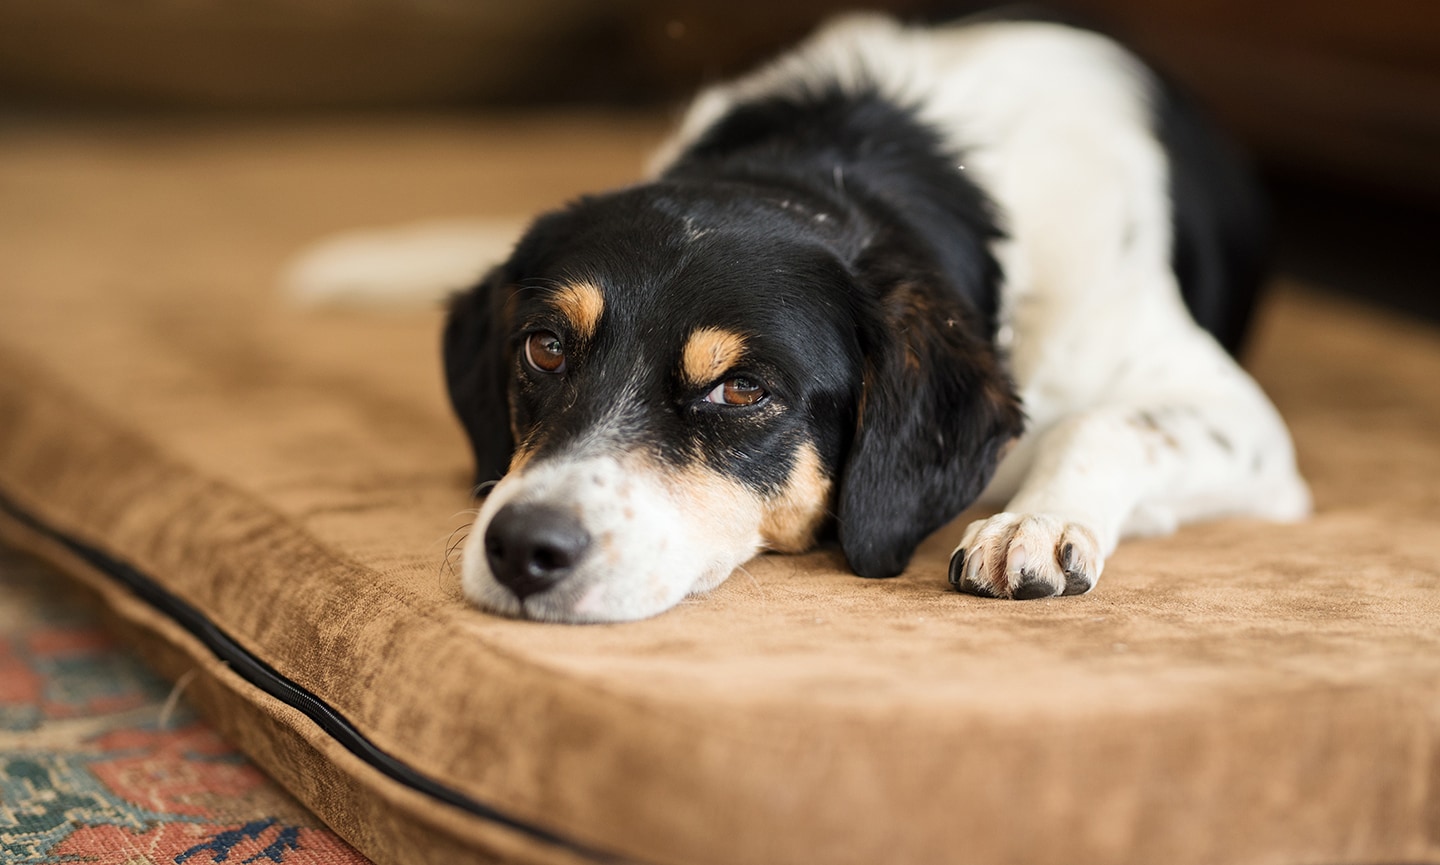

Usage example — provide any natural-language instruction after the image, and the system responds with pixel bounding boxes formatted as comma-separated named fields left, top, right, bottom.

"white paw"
left=948, top=513, right=1102, bottom=600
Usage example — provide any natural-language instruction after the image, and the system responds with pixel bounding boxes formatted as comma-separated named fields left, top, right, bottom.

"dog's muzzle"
left=460, top=453, right=765, bottom=622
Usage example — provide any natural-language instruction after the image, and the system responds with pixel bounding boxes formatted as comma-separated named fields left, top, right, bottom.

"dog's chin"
left=459, top=543, right=744, bottom=623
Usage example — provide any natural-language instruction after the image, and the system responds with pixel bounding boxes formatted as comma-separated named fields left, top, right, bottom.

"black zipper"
left=0, top=490, right=635, bottom=865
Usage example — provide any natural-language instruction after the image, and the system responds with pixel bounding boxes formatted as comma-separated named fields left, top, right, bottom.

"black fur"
left=443, top=267, right=513, bottom=487
left=1153, top=80, right=1270, bottom=356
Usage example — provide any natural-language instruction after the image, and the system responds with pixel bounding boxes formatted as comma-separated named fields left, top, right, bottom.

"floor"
left=0, top=544, right=372, bottom=865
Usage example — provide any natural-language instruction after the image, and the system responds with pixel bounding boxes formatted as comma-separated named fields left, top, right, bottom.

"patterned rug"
left=0, top=544, right=372, bottom=864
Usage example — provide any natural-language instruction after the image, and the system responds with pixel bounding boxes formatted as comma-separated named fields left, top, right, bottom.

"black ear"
left=837, top=282, right=1024, bottom=578
left=442, top=267, right=514, bottom=487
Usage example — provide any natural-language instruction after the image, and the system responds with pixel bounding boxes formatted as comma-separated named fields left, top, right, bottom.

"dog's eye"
left=524, top=330, right=566, bottom=374
left=705, top=376, right=768, bottom=407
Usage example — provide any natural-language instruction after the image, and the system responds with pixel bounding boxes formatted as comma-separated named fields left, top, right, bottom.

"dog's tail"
left=279, top=218, right=526, bottom=308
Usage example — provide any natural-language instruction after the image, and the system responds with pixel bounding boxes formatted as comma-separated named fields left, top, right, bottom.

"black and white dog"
left=429, top=14, right=1311, bottom=622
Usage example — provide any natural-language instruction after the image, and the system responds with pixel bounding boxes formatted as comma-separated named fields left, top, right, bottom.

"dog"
left=435, top=13, right=1310, bottom=622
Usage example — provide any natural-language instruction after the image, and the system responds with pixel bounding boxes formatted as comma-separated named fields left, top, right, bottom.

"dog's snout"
left=484, top=503, right=590, bottom=599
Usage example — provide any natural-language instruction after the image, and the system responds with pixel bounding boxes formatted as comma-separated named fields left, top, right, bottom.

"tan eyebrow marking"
left=550, top=281, right=605, bottom=340
left=681, top=327, right=748, bottom=387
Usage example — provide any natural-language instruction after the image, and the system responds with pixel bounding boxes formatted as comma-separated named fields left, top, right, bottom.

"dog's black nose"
left=484, top=503, right=590, bottom=599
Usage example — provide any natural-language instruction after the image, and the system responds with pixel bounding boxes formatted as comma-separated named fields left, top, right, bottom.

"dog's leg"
left=950, top=334, right=1310, bottom=599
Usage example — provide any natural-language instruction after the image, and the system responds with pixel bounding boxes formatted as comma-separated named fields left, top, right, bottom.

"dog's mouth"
left=459, top=453, right=767, bottom=623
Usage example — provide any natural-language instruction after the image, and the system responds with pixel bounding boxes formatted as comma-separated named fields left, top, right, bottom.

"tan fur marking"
left=650, top=457, right=767, bottom=591
left=760, top=443, right=833, bottom=553
left=681, top=327, right=747, bottom=387
left=508, top=443, right=535, bottom=474
left=551, top=282, right=605, bottom=340
left=661, top=459, right=760, bottom=522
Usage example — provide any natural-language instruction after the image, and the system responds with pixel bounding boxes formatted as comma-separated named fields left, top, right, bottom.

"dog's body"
left=436, top=14, right=1309, bottom=622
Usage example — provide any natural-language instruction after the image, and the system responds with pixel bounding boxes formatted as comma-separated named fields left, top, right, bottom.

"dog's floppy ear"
left=837, top=282, right=1024, bottom=579
left=442, top=266, right=514, bottom=487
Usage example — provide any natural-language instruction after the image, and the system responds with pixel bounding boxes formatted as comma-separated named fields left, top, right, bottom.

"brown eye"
left=705, top=375, right=768, bottom=407
left=524, top=330, right=566, bottom=374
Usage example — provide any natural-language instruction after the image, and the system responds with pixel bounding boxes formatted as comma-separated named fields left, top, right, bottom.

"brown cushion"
left=1, top=116, right=1438, bottom=865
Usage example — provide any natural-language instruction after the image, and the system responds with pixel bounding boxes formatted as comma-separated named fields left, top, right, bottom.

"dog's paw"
left=948, top=513, right=1102, bottom=599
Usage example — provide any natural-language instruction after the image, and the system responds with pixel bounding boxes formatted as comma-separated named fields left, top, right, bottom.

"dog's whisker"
left=442, top=525, right=470, bottom=561
left=427, top=519, right=475, bottom=551
left=734, top=563, right=767, bottom=605
left=437, top=523, right=472, bottom=587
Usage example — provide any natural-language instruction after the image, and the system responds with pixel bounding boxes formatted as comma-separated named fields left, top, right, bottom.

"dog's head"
left=444, top=183, right=1022, bottom=621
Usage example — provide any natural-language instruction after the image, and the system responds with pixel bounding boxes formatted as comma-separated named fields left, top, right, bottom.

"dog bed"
left=1, top=118, right=1437, bottom=865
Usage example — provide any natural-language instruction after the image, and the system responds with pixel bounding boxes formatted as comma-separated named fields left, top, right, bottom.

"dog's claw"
left=949, top=513, right=1102, bottom=599
left=948, top=550, right=966, bottom=586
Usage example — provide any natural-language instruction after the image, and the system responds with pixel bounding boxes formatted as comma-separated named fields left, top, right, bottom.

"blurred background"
left=2, top=0, right=1436, bottom=318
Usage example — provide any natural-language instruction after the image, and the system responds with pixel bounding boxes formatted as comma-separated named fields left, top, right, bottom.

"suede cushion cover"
left=2, top=118, right=1438, bottom=865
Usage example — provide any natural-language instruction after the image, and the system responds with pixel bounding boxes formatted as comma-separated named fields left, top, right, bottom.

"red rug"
left=0, top=545, right=372, bottom=864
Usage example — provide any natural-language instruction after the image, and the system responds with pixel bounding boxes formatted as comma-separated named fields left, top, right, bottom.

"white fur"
left=280, top=218, right=525, bottom=308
